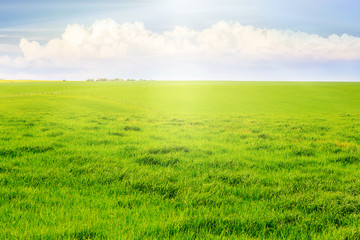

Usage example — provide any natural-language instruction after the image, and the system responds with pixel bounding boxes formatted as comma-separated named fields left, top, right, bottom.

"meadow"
left=0, top=81, right=360, bottom=239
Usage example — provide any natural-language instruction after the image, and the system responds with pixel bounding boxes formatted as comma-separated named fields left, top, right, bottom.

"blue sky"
left=2, top=0, right=360, bottom=35
left=0, top=0, right=360, bottom=80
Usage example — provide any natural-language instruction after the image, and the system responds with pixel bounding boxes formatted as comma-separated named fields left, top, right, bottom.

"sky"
left=0, top=0, right=360, bottom=81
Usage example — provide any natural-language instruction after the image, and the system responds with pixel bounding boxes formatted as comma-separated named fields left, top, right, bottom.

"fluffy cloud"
left=19, top=18, right=360, bottom=64
left=1, top=19, right=359, bottom=81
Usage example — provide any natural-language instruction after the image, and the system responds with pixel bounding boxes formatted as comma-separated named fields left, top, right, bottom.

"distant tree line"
left=86, top=78, right=147, bottom=82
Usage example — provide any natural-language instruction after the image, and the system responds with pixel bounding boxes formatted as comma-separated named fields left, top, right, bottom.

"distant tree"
left=110, top=78, right=122, bottom=81
left=90, top=78, right=127, bottom=82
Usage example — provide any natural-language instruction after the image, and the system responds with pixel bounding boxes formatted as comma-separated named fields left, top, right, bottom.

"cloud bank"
left=19, top=18, right=360, bottom=63
left=1, top=18, right=360, bottom=81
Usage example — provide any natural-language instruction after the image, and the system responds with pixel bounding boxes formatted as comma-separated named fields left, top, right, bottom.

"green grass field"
left=1, top=81, right=360, bottom=239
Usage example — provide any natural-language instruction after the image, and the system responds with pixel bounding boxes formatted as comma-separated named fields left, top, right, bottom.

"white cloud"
left=1, top=18, right=359, bottom=81
left=19, top=18, right=360, bottom=64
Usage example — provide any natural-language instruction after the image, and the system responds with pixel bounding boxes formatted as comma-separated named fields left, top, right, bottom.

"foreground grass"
left=0, top=81, right=360, bottom=239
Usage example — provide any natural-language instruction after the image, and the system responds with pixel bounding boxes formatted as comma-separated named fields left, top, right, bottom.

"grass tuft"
left=148, top=145, right=190, bottom=154
left=124, top=125, right=141, bottom=131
